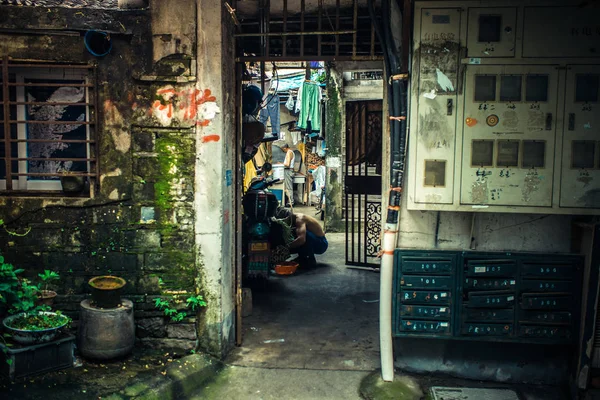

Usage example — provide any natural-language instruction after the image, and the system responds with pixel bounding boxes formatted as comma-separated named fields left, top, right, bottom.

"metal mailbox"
left=519, top=310, right=572, bottom=324
left=393, top=250, right=582, bottom=344
left=401, top=305, right=451, bottom=320
left=401, top=275, right=453, bottom=290
left=462, top=323, right=512, bottom=336
left=521, top=294, right=572, bottom=310
left=400, top=320, right=451, bottom=334
left=463, top=307, right=514, bottom=322
left=402, top=260, right=453, bottom=274
left=464, top=278, right=517, bottom=291
left=466, top=261, right=518, bottom=277
left=520, top=280, right=572, bottom=293
left=467, top=291, right=516, bottom=308
left=521, top=264, right=575, bottom=280
left=399, top=290, right=451, bottom=305
left=518, top=325, right=571, bottom=340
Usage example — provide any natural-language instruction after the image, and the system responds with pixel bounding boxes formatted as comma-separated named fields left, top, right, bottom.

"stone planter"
left=3, top=312, right=70, bottom=345
left=78, top=299, right=135, bottom=360
left=88, top=276, right=126, bottom=308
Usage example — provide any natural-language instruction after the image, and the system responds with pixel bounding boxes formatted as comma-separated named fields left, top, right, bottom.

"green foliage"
left=186, top=295, right=207, bottom=311
left=6, top=311, right=70, bottom=331
left=0, top=256, right=61, bottom=315
left=153, top=294, right=207, bottom=323
left=38, top=270, right=60, bottom=291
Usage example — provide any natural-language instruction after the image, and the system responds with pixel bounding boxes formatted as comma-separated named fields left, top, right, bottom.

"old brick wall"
left=0, top=3, right=209, bottom=351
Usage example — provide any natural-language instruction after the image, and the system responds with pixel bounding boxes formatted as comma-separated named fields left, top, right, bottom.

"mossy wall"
left=324, top=66, right=345, bottom=232
left=0, top=3, right=207, bottom=350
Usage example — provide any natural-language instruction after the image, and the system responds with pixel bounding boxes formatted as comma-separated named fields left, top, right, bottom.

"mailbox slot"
left=521, top=264, right=575, bottom=279
left=466, top=260, right=517, bottom=277
left=462, top=323, right=512, bottom=336
left=400, top=319, right=451, bottom=334
left=400, top=290, right=452, bottom=305
left=464, top=277, right=517, bottom=291
left=518, top=325, right=571, bottom=340
left=467, top=291, right=516, bottom=308
left=401, top=275, right=452, bottom=290
left=519, top=310, right=572, bottom=324
left=520, top=280, right=572, bottom=293
left=401, top=305, right=451, bottom=320
left=521, top=294, right=572, bottom=310
left=402, top=259, right=453, bottom=274
left=463, top=307, right=514, bottom=322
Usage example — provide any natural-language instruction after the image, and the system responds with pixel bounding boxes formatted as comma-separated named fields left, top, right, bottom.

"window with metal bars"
left=0, top=59, right=98, bottom=195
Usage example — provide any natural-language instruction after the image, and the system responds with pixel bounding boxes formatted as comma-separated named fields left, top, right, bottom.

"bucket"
left=88, top=276, right=126, bottom=309
left=272, top=164, right=284, bottom=180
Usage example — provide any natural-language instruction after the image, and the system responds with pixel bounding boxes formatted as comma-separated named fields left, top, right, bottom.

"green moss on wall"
left=325, top=69, right=344, bottom=232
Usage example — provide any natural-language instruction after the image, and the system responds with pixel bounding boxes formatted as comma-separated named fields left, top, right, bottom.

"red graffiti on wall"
left=151, top=86, right=220, bottom=126
left=201, top=135, right=221, bottom=143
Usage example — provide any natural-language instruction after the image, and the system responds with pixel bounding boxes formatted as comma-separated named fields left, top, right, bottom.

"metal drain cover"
left=430, top=387, right=519, bottom=400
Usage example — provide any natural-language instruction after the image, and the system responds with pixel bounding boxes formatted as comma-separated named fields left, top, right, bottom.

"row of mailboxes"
left=393, top=250, right=583, bottom=344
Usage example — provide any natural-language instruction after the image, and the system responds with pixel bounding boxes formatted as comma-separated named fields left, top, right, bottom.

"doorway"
left=231, top=0, right=386, bottom=371
left=344, top=100, right=383, bottom=267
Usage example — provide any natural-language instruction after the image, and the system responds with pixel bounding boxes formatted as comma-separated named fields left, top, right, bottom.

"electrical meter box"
left=467, top=7, right=517, bottom=58
left=408, top=1, right=600, bottom=215
left=412, top=8, right=462, bottom=205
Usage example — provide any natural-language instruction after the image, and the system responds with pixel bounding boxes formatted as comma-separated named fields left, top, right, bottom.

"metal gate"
left=344, top=100, right=382, bottom=267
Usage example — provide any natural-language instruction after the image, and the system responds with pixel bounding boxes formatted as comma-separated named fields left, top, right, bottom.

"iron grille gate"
left=345, top=100, right=382, bottom=267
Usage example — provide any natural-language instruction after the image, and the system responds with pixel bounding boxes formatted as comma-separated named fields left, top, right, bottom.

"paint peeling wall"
left=0, top=1, right=228, bottom=355
left=193, top=0, right=237, bottom=358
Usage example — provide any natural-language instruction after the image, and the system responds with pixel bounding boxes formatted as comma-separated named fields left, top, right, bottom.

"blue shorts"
left=307, top=231, right=328, bottom=255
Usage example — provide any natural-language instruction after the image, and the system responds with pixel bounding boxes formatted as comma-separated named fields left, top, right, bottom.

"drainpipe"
left=368, top=0, right=408, bottom=382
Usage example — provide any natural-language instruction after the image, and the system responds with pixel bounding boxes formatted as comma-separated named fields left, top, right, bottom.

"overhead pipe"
left=368, top=0, right=408, bottom=382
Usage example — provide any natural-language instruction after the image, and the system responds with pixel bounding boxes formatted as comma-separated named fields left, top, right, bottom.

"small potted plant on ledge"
left=37, top=270, right=60, bottom=307
left=58, top=168, right=87, bottom=194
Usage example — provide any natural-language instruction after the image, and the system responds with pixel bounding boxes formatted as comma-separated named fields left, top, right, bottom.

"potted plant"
left=37, top=270, right=60, bottom=307
left=0, top=258, right=70, bottom=345
left=59, top=169, right=87, bottom=194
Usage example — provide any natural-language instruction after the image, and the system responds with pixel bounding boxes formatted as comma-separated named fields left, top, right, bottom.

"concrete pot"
left=88, top=276, right=126, bottom=309
left=78, top=299, right=135, bottom=360
left=3, top=312, right=69, bottom=345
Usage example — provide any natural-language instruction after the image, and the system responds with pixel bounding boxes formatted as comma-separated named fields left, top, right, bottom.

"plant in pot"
left=0, top=258, right=70, bottom=345
left=59, top=168, right=87, bottom=194
left=37, top=270, right=60, bottom=307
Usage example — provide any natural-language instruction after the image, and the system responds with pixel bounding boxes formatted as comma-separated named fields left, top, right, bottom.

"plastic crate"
left=0, top=334, right=75, bottom=381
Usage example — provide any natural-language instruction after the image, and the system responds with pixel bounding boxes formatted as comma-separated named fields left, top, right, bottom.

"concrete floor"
left=227, top=205, right=381, bottom=373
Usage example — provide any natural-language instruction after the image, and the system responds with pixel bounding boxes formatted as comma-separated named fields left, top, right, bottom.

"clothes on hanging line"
left=296, top=82, right=322, bottom=132
left=259, top=93, right=281, bottom=136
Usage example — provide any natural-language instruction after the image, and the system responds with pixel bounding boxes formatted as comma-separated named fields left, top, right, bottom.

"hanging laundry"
left=285, top=93, right=295, bottom=111
left=259, top=93, right=281, bottom=136
left=297, top=82, right=322, bottom=131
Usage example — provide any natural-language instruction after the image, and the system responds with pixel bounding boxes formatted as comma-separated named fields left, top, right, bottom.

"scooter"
left=242, top=163, right=289, bottom=280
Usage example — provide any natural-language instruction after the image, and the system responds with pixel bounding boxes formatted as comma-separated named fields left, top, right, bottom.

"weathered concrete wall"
left=0, top=2, right=227, bottom=354
left=193, top=0, right=236, bottom=358
left=324, top=65, right=344, bottom=232
left=325, top=61, right=384, bottom=233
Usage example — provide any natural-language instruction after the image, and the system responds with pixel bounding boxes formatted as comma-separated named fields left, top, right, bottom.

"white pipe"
left=380, top=222, right=398, bottom=381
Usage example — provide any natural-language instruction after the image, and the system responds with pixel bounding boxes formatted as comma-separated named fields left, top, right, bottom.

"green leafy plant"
left=154, top=295, right=207, bottom=323
left=38, top=270, right=60, bottom=292
left=186, top=295, right=207, bottom=311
